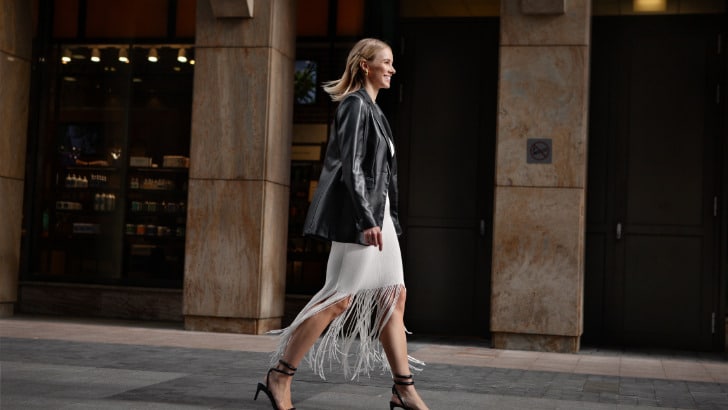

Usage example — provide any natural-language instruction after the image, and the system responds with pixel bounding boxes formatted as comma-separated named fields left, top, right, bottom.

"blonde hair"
left=323, top=38, right=391, bottom=101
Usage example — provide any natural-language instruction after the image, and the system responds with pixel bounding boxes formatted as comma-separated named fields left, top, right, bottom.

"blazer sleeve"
left=336, top=95, right=377, bottom=231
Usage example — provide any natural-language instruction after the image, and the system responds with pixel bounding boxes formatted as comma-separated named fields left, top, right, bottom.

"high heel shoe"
left=254, top=359, right=297, bottom=410
left=389, top=373, right=415, bottom=410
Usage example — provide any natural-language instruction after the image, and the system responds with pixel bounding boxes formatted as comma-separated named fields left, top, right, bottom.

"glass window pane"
left=29, top=43, right=193, bottom=288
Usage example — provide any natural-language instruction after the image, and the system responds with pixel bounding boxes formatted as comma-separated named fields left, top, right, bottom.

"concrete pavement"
left=1, top=316, right=727, bottom=409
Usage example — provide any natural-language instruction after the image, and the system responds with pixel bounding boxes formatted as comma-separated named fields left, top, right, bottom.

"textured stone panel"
left=0, top=0, right=32, bottom=59
left=496, top=46, right=588, bottom=188
left=196, top=0, right=268, bottom=47
left=0, top=177, right=23, bottom=303
left=269, top=0, right=297, bottom=59
left=18, top=284, right=183, bottom=321
left=493, top=332, right=580, bottom=353
left=183, top=179, right=264, bottom=317
left=209, top=0, right=254, bottom=18
left=490, top=186, right=584, bottom=337
left=265, top=48, right=294, bottom=186
left=501, top=0, right=590, bottom=46
left=185, top=315, right=280, bottom=334
left=259, top=182, right=289, bottom=318
left=0, top=303, right=12, bottom=316
left=196, top=0, right=295, bottom=58
left=0, top=50, right=30, bottom=179
left=189, top=47, right=270, bottom=181
left=521, top=0, right=565, bottom=15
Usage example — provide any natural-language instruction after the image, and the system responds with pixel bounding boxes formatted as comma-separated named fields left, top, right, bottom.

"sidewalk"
left=1, top=315, right=727, bottom=409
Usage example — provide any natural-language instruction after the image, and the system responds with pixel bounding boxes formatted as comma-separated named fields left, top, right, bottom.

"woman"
left=254, top=38, right=429, bottom=410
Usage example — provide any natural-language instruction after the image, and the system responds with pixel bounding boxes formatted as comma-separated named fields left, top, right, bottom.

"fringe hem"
left=269, top=284, right=424, bottom=380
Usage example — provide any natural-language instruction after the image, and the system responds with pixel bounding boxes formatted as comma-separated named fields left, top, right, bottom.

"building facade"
left=0, top=0, right=726, bottom=353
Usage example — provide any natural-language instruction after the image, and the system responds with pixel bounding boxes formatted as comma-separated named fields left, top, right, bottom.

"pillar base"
left=19, top=283, right=182, bottom=321
left=184, top=315, right=281, bottom=335
left=492, top=332, right=580, bottom=353
left=0, top=302, right=14, bottom=318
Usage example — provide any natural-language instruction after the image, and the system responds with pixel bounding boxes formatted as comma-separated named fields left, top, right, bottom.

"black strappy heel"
left=389, top=373, right=415, bottom=410
left=254, top=359, right=297, bottom=410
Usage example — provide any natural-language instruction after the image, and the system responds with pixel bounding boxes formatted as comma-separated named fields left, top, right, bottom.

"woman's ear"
left=360, top=60, right=369, bottom=75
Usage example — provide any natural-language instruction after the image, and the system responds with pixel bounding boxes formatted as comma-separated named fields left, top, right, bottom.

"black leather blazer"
left=303, top=89, right=401, bottom=245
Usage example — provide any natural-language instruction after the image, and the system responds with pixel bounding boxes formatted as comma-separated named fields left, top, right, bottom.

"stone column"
left=0, top=0, right=32, bottom=317
left=490, top=0, right=590, bottom=352
left=183, top=0, right=295, bottom=334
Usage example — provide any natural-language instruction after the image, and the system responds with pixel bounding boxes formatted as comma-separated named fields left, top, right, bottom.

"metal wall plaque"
left=527, top=138, right=552, bottom=164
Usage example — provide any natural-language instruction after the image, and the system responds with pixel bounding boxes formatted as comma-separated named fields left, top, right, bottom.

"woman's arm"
left=336, top=95, right=378, bottom=234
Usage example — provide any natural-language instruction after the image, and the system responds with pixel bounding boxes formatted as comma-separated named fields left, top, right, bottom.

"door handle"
left=616, top=222, right=622, bottom=240
left=480, top=219, right=486, bottom=237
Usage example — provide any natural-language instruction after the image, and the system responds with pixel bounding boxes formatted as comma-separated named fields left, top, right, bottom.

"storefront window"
left=25, top=43, right=193, bottom=287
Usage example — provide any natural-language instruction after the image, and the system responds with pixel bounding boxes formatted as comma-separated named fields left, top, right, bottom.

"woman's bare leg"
left=379, top=288, right=429, bottom=410
left=264, top=297, right=350, bottom=409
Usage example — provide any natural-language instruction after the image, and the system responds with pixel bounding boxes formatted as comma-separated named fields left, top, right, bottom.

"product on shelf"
left=72, top=222, right=100, bottom=234
left=162, top=155, right=189, bottom=168
left=93, top=193, right=116, bottom=211
left=130, top=156, right=153, bottom=167
left=130, top=177, right=175, bottom=190
left=55, top=201, right=83, bottom=210
left=65, top=174, right=88, bottom=188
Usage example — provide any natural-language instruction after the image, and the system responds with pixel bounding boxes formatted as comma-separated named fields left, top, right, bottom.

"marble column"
left=183, top=0, right=295, bottom=334
left=0, top=0, right=32, bottom=317
left=490, top=0, right=590, bottom=352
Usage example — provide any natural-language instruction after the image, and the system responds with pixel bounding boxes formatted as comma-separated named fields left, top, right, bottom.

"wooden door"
left=396, top=20, right=498, bottom=336
left=586, top=16, right=724, bottom=350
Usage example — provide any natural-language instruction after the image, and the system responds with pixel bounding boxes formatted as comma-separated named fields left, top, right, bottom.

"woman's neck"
left=363, top=83, right=378, bottom=103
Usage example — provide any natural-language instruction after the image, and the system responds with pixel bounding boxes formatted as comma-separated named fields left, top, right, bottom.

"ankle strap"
left=279, top=359, right=298, bottom=372
left=393, top=373, right=414, bottom=385
left=270, top=367, right=295, bottom=377
left=267, top=359, right=297, bottom=380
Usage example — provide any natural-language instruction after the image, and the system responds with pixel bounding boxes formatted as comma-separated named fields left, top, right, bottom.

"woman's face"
left=364, top=47, right=395, bottom=90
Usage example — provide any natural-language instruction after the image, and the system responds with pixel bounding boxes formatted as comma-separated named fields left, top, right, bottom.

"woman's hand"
left=363, top=226, right=383, bottom=251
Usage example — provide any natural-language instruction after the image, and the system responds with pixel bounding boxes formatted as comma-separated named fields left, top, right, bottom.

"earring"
left=365, top=70, right=369, bottom=76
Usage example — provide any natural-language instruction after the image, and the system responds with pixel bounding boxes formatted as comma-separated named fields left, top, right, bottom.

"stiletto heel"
left=389, top=373, right=415, bottom=410
left=254, top=359, right=297, bottom=410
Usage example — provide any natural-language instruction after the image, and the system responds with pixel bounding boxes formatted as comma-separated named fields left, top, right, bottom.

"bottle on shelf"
left=93, top=193, right=116, bottom=211
left=65, top=174, right=89, bottom=188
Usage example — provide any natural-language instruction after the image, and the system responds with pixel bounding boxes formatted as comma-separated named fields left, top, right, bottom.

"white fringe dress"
left=271, top=196, right=423, bottom=380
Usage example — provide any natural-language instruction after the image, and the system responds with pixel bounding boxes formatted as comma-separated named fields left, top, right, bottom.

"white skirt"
left=271, top=197, right=423, bottom=380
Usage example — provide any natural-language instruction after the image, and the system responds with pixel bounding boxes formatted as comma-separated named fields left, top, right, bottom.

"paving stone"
left=2, top=330, right=727, bottom=410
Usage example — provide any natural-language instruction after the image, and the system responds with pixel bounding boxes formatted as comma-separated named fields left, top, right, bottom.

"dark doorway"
left=396, top=19, right=499, bottom=337
left=586, top=15, right=725, bottom=350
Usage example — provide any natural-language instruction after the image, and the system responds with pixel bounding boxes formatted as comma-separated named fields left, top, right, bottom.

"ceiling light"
left=633, top=0, right=667, bottom=12
left=118, top=47, right=129, bottom=63
left=61, top=48, right=72, bottom=63
left=91, top=48, right=101, bottom=63
left=177, top=48, right=187, bottom=63
left=148, top=48, right=159, bottom=63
